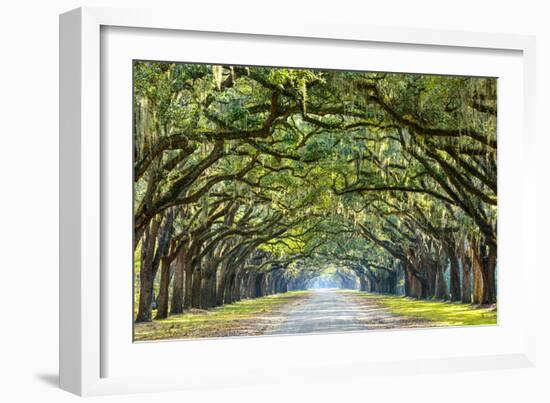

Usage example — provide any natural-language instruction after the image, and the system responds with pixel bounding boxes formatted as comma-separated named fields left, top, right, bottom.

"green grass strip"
left=134, top=290, right=309, bottom=341
left=349, top=291, right=497, bottom=326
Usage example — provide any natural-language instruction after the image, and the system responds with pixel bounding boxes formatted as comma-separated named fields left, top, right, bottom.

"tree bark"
left=156, top=255, right=172, bottom=319
left=183, top=250, right=194, bottom=309
left=480, top=242, right=497, bottom=304
left=471, top=237, right=497, bottom=304
left=404, top=261, right=428, bottom=299
left=232, top=271, right=243, bottom=302
left=191, top=267, right=202, bottom=308
left=216, top=265, right=228, bottom=306
left=472, top=244, right=484, bottom=304
left=359, top=275, right=368, bottom=291
left=448, top=247, right=462, bottom=302
left=407, top=270, right=423, bottom=298
left=434, top=264, right=448, bottom=300
left=170, top=246, right=187, bottom=314
left=386, top=271, right=397, bottom=294
left=254, top=273, right=264, bottom=298
left=224, top=272, right=235, bottom=304
left=135, top=218, right=160, bottom=323
left=200, top=269, right=217, bottom=309
left=459, top=239, right=472, bottom=303
left=148, top=210, right=174, bottom=311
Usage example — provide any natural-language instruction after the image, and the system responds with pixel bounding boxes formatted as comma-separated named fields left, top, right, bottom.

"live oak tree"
left=133, top=61, right=497, bottom=323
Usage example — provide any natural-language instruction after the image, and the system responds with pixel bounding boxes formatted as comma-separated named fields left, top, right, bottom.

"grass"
left=134, top=290, right=310, bottom=341
left=346, top=291, right=497, bottom=326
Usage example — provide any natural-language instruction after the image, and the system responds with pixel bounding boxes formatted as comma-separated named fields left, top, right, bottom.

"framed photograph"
left=60, top=6, right=537, bottom=396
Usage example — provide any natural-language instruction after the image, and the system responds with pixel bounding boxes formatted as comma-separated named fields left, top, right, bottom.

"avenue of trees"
left=133, top=61, right=497, bottom=323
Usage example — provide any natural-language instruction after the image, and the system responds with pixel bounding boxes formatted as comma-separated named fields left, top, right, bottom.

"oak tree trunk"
left=448, top=249, right=462, bottom=302
left=156, top=256, right=172, bottom=319
left=135, top=218, right=160, bottom=323
left=170, top=247, right=186, bottom=315
left=191, top=267, right=202, bottom=308
left=359, top=275, right=368, bottom=291
left=459, top=239, right=472, bottom=303
left=472, top=238, right=497, bottom=304
left=434, top=264, right=448, bottom=300
left=183, top=252, right=194, bottom=309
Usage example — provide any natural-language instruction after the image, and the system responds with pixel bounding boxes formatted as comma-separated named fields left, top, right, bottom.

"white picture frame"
left=60, top=6, right=537, bottom=396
